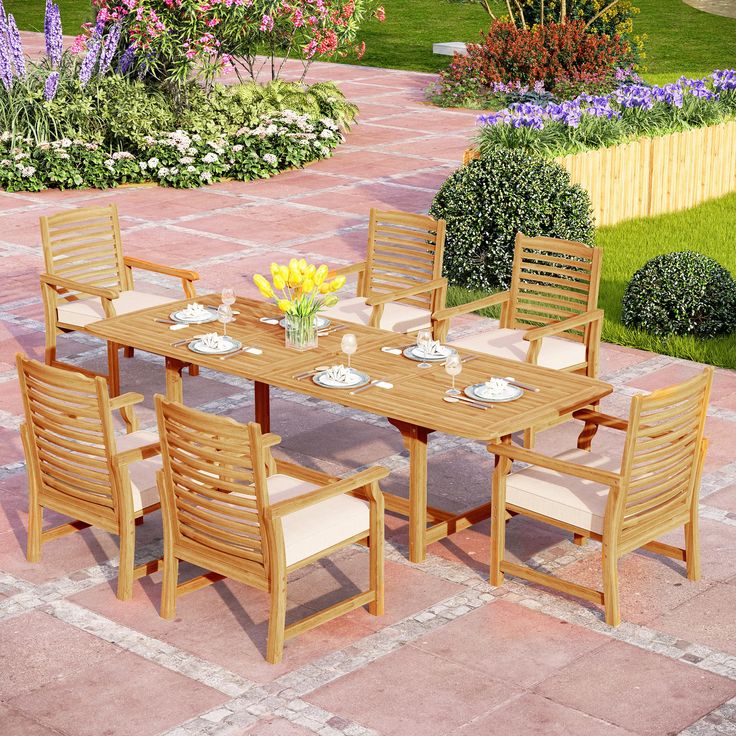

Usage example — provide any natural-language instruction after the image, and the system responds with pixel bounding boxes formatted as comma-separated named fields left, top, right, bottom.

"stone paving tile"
left=0, top=704, right=64, bottom=736
left=535, top=639, right=736, bottom=736
left=451, top=693, right=639, bottom=736
left=307, top=645, right=523, bottom=736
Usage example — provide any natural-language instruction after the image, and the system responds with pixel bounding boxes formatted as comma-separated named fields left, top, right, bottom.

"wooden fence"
left=463, top=121, right=736, bottom=227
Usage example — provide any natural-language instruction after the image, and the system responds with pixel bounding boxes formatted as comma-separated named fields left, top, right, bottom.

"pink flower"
left=356, top=40, right=365, bottom=59
left=375, top=5, right=385, bottom=21
left=260, top=14, right=274, bottom=31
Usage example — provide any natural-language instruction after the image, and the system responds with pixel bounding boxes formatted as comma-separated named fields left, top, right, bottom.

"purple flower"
left=712, top=69, right=736, bottom=91
left=78, top=34, right=101, bottom=87
left=44, top=1, right=63, bottom=68
left=6, top=14, right=25, bottom=78
left=44, top=70, right=59, bottom=101
left=615, top=84, right=654, bottom=110
left=533, top=80, right=545, bottom=94
left=117, top=44, right=135, bottom=75
left=98, top=21, right=121, bottom=75
left=0, top=37, right=11, bottom=90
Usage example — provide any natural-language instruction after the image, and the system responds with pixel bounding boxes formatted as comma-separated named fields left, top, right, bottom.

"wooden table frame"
left=88, top=295, right=612, bottom=563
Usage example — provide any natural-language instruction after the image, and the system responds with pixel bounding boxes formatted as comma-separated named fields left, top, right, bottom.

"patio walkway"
left=1, top=50, right=736, bottom=736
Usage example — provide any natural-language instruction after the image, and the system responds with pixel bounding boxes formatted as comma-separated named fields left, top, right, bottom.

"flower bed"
left=465, top=71, right=736, bottom=225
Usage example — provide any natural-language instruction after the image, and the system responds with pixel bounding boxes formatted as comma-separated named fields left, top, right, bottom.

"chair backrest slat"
left=365, top=209, right=445, bottom=310
left=17, top=356, right=119, bottom=522
left=40, top=205, right=126, bottom=297
left=156, top=399, right=270, bottom=578
left=616, top=369, right=712, bottom=548
left=508, top=234, right=601, bottom=342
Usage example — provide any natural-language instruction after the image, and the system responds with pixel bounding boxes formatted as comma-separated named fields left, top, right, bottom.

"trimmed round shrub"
left=622, top=251, right=736, bottom=338
left=429, top=149, right=594, bottom=289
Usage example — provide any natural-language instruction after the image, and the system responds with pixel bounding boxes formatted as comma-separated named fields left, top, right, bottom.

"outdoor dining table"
left=86, top=294, right=613, bottom=563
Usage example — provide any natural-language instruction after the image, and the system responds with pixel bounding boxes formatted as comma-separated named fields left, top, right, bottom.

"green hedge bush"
left=622, top=251, right=736, bottom=338
left=429, top=150, right=594, bottom=289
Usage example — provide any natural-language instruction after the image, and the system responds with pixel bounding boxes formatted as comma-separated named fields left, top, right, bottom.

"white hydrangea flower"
left=263, top=153, right=277, bottom=166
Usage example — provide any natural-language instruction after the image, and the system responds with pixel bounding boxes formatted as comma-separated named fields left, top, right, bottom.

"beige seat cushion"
left=267, top=473, right=370, bottom=567
left=114, top=430, right=161, bottom=512
left=322, top=296, right=431, bottom=334
left=505, top=448, right=620, bottom=535
left=450, top=325, right=586, bottom=371
left=57, top=290, right=177, bottom=328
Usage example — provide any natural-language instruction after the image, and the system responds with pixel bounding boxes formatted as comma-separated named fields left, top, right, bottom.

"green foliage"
left=429, top=149, right=594, bottom=289
left=621, top=251, right=736, bottom=338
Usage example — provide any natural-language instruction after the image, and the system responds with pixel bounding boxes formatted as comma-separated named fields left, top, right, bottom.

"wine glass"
left=217, top=304, right=234, bottom=337
left=444, top=354, right=462, bottom=395
left=221, top=287, right=235, bottom=307
left=416, top=329, right=432, bottom=369
left=341, top=333, right=357, bottom=371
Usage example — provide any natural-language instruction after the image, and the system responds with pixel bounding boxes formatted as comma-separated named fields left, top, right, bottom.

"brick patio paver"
left=0, top=34, right=735, bottom=736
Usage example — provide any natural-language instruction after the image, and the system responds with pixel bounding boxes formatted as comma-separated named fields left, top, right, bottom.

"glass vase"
left=284, top=313, right=318, bottom=351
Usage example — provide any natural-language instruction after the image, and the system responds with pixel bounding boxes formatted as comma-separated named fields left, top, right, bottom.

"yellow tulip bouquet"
left=253, top=259, right=346, bottom=349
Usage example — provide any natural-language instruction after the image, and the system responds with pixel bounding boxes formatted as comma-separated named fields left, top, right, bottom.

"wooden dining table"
left=87, top=294, right=613, bottom=563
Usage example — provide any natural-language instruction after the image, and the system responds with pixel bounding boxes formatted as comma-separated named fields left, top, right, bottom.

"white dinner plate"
left=465, top=383, right=524, bottom=403
left=313, top=369, right=370, bottom=389
left=187, top=336, right=242, bottom=355
left=170, top=307, right=219, bottom=324
left=402, top=345, right=456, bottom=362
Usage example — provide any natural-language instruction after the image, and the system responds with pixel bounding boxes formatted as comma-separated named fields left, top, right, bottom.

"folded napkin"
left=419, top=340, right=444, bottom=356
left=481, top=377, right=510, bottom=395
left=324, top=364, right=353, bottom=383
left=198, top=332, right=227, bottom=350
left=181, top=302, right=210, bottom=319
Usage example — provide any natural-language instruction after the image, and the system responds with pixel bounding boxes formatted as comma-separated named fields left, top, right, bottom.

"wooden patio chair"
left=40, top=204, right=200, bottom=396
left=323, top=208, right=448, bottom=339
left=17, top=354, right=162, bottom=600
left=434, top=233, right=604, bottom=445
left=489, top=367, right=713, bottom=626
left=154, top=396, right=388, bottom=664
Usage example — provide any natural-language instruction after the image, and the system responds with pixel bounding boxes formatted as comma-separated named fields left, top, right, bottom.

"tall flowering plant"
left=79, top=0, right=385, bottom=87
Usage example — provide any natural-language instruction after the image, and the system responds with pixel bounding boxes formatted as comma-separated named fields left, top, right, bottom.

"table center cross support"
left=87, top=294, right=613, bottom=563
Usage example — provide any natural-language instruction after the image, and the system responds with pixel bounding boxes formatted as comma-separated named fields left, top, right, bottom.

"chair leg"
left=135, top=516, right=144, bottom=526
left=266, top=571, right=287, bottom=664
left=123, top=346, right=134, bottom=359
left=160, top=553, right=179, bottom=619
left=602, top=545, right=620, bottom=627
left=116, top=522, right=135, bottom=601
left=26, top=502, right=42, bottom=563
left=107, top=341, right=121, bottom=397
left=368, top=493, right=384, bottom=616
left=573, top=533, right=588, bottom=547
left=685, top=520, right=701, bottom=581
left=189, top=364, right=199, bottom=377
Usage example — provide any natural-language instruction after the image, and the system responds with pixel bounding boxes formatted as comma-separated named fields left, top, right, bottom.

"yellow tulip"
left=319, top=282, right=331, bottom=294
left=302, top=278, right=314, bottom=294
left=323, top=294, right=338, bottom=307
left=279, top=265, right=289, bottom=280
left=288, top=269, right=303, bottom=288
left=329, top=275, right=346, bottom=292
left=253, top=274, right=272, bottom=295
left=288, top=258, right=298, bottom=271
left=314, top=264, right=328, bottom=286
left=273, top=273, right=285, bottom=290
left=306, top=264, right=316, bottom=278
left=298, top=258, right=307, bottom=273
left=277, top=299, right=291, bottom=313
left=269, top=262, right=280, bottom=279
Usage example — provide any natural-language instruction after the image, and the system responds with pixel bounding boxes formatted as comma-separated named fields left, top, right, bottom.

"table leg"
left=254, top=381, right=270, bottom=433
left=165, top=357, right=185, bottom=402
left=388, top=419, right=430, bottom=563
left=490, top=434, right=512, bottom=586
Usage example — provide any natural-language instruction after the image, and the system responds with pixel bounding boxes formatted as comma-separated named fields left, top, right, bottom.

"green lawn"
left=7, top=0, right=92, bottom=34
left=448, top=193, right=736, bottom=369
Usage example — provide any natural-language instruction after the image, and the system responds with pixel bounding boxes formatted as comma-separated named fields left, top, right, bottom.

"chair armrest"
left=366, top=277, right=447, bottom=307
left=41, top=273, right=119, bottom=301
left=123, top=256, right=199, bottom=283
left=114, top=440, right=161, bottom=465
left=268, top=466, right=389, bottom=518
left=261, top=432, right=282, bottom=448
left=489, top=442, right=621, bottom=486
left=523, top=309, right=604, bottom=342
left=109, top=392, right=144, bottom=411
left=573, top=409, right=629, bottom=432
left=433, top=291, right=510, bottom=322
left=328, top=261, right=367, bottom=279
